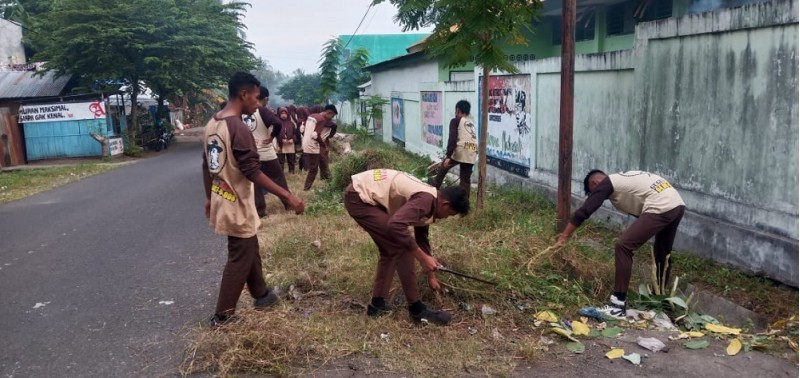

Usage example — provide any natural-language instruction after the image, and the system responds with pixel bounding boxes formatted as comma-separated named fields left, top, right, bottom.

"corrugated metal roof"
left=0, top=71, right=71, bottom=99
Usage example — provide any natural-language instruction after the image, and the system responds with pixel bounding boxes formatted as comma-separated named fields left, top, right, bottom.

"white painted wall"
left=0, top=19, right=25, bottom=67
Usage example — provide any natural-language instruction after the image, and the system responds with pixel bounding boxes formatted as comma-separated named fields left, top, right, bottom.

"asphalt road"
left=0, top=137, right=225, bottom=377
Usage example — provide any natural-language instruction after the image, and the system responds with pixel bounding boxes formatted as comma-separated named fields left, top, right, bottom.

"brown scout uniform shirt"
left=350, top=169, right=439, bottom=253
left=571, top=170, right=686, bottom=226
left=203, top=115, right=262, bottom=238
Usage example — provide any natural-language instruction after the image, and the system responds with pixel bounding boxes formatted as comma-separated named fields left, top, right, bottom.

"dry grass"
left=181, top=136, right=798, bottom=376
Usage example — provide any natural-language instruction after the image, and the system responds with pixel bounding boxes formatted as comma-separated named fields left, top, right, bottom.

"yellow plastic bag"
left=535, top=311, right=558, bottom=323
left=606, top=349, right=625, bottom=359
left=571, top=321, right=590, bottom=336
left=705, top=323, right=741, bottom=335
left=727, top=339, right=742, bottom=356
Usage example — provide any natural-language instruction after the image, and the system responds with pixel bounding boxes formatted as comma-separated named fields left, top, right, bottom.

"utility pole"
left=557, top=0, right=576, bottom=231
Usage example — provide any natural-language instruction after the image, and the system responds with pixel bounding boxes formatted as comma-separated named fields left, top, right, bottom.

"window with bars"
left=551, top=12, right=596, bottom=45
left=640, top=0, right=673, bottom=22
left=606, top=2, right=636, bottom=36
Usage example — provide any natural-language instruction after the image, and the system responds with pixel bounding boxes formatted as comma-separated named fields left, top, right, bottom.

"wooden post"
left=557, top=0, right=576, bottom=231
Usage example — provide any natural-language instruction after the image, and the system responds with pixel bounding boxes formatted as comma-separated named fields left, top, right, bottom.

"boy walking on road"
left=202, top=72, right=305, bottom=327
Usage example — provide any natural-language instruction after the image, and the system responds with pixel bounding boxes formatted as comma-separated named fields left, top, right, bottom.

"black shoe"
left=367, top=303, right=393, bottom=318
left=208, top=313, right=234, bottom=328
left=410, top=306, right=452, bottom=325
left=254, top=289, right=279, bottom=309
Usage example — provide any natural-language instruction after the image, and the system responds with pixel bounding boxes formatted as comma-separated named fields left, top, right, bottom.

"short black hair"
left=258, top=86, right=270, bottom=100
left=440, top=186, right=470, bottom=215
left=324, top=104, right=338, bottom=115
left=583, top=169, right=606, bottom=196
left=456, top=100, right=471, bottom=115
left=228, top=72, right=261, bottom=99
left=219, top=101, right=227, bottom=110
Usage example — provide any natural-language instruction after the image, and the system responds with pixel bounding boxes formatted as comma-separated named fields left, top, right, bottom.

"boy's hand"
left=419, top=253, right=440, bottom=273
left=427, top=271, right=441, bottom=291
left=554, top=233, right=568, bottom=248
left=287, top=195, right=305, bottom=214
left=204, top=199, right=211, bottom=219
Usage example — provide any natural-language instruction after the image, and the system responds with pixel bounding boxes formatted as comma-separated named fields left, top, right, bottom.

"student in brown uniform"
left=431, top=100, right=478, bottom=196
left=554, top=170, right=686, bottom=319
left=250, top=86, right=292, bottom=215
left=202, top=72, right=305, bottom=327
left=344, top=168, right=470, bottom=325
left=277, top=107, right=297, bottom=173
left=295, top=106, right=309, bottom=172
left=302, top=104, right=337, bottom=191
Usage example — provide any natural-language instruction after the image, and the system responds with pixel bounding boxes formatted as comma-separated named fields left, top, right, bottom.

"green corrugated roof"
left=338, top=34, right=429, bottom=65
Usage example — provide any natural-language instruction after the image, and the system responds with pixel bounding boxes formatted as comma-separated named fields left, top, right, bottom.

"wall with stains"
left=487, top=0, right=799, bottom=285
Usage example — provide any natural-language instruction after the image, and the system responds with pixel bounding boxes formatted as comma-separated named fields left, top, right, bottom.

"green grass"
left=0, top=164, right=117, bottom=204
left=183, top=135, right=798, bottom=377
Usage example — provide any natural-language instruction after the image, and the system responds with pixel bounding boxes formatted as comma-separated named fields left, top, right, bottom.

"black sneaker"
left=367, top=303, right=393, bottom=318
left=208, top=314, right=234, bottom=328
left=254, top=289, right=279, bottom=309
left=410, top=306, right=452, bottom=325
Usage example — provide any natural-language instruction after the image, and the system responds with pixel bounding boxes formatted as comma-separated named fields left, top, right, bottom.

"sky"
left=241, top=0, right=433, bottom=75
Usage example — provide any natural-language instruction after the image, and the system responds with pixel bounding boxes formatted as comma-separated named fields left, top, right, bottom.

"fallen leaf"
left=606, top=348, right=625, bottom=359
left=623, top=353, right=641, bottom=365
left=601, top=327, right=623, bottom=338
left=535, top=311, right=558, bottom=323
left=727, top=339, right=742, bottom=356
left=705, top=323, right=741, bottom=335
left=551, top=327, right=579, bottom=342
left=684, top=340, right=710, bottom=350
left=580, top=316, right=589, bottom=324
left=688, top=331, right=705, bottom=338
left=566, top=342, right=585, bottom=354
left=571, top=321, right=590, bottom=336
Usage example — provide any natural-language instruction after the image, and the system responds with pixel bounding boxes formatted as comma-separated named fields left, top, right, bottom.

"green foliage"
left=318, top=37, right=342, bottom=100
left=29, top=0, right=256, bottom=131
left=251, top=57, right=290, bottom=106
left=337, top=47, right=370, bottom=101
left=373, top=0, right=541, bottom=73
left=278, top=70, right=324, bottom=106
left=356, top=95, right=388, bottom=130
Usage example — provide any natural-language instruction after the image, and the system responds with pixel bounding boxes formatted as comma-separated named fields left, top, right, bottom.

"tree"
left=337, top=47, right=370, bottom=102
left=318, top=37, right=342, bottom=102
left=278, top=70, right=324, bottom=106
left=251, top=57, right=290, bottom=107
left=374, top=0, right=541, bottom=210
left=30, top=0, right=256, bottom=133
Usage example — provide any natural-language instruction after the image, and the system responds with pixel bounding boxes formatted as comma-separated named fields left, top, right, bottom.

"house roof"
left=0, top=70, right=72, bottom=99
left=364, top=51, right=426, bottom=72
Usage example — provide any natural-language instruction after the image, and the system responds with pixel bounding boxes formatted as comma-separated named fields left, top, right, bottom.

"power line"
left=341, top=3, right=373, bottom=52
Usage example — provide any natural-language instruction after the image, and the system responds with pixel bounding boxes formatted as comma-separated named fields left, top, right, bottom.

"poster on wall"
left=391, top=96, right=405, bottom=142
left=478, top=74, right=532, bottom=177
left=421, top=91, right=443, bottom=147
left=19, top=101, right=107, bottom=124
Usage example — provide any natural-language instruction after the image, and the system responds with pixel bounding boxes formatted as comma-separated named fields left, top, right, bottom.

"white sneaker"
left=597, top=295, right=626, bottom=319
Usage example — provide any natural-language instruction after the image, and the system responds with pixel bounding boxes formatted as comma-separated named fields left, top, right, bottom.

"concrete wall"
left=488, top=0, right=799, bottom=286
left=362, top=0, right=798, bottom=286
left=0, top=19, right=25, bottom=67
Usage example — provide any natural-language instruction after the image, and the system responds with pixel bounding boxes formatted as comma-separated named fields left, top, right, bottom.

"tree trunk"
left=557, top=0, right=576, bottom=232
left=477, top=65, right=490, bottom=211
left=130, top=82, right=140, bottom=135
left=157, top=96, right=166, bottom=128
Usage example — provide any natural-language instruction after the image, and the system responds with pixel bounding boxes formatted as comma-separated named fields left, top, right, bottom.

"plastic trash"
left=637, top=336, right=667, bottom=352
left=578, top=307, right=604, bottom=321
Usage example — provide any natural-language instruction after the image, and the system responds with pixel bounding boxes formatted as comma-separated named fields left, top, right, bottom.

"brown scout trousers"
left=614, top=206, right=685, bottom=294
left=278, top=153, right=296, bottom=173
left=255, top=159, right=291, bottom=215
left=216, top=235, right=268, bottom=316
left=344, top=187, right=421, bottom=304
left=303, top=152, right=331, bottom=190
left=432, top=161, right=473, bottom=197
